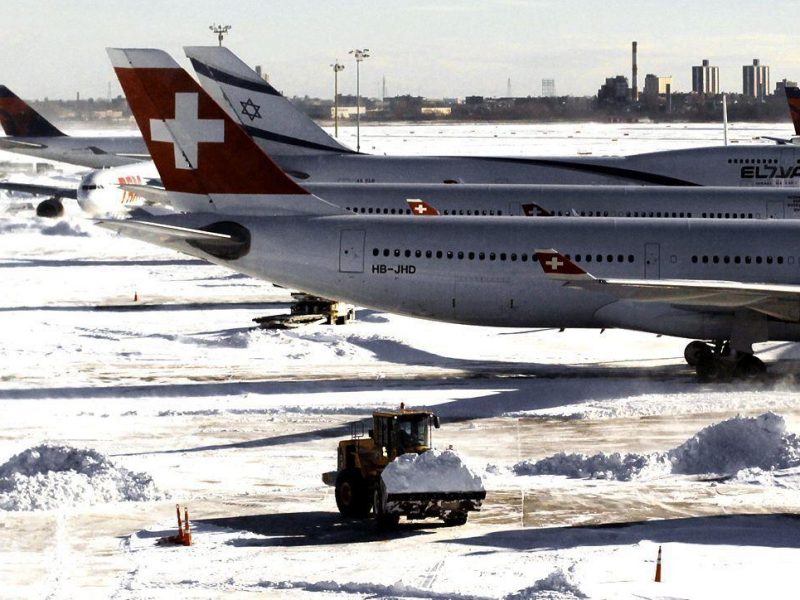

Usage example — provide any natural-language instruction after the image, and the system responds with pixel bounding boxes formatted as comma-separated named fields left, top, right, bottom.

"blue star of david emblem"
left=240, top=98, right=262, bottom=121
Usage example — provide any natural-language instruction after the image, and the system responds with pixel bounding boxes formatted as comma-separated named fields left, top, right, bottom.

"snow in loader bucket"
left=380, top=449, right=485, bottom=518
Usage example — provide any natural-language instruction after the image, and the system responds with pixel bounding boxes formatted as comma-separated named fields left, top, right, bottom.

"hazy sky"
left=4, top=0, right=800, bottom=100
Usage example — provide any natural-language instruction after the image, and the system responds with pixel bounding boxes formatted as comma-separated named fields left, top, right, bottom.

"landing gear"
left=684, top=341, right=713, bottom=367
left=686, top=340, right=765, bottom=381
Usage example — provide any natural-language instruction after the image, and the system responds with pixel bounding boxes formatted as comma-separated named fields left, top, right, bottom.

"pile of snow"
left=0, top=444, right=163, bottom=511
left=504, top=568, right=586, bottom=599
left=381, top=449, right=484, bottom=494
left=514, top=413, right=800, bottom=481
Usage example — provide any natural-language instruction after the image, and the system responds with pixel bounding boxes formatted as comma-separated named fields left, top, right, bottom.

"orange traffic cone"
left=182, top=506, right=192, bottom=546
left=654, top=545, right=662, bottom=582
left=157, top=504, right=192, bottom=546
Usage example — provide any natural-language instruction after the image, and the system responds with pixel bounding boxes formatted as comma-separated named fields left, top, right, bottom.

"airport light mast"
left=348, top=48, right=370, bottom=152
left=330, top=60, right=345, bottom=138
left=209, top=24, right=232, bottom=47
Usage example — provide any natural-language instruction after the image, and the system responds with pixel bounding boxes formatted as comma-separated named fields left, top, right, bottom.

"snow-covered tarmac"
left=2, top=123, right=800, bottom=599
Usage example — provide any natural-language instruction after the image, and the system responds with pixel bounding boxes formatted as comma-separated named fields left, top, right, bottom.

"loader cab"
left=373, top=410, right=440, bottom=459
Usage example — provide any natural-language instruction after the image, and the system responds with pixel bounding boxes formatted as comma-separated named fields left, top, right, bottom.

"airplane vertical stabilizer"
left=185, top=46, right=353, bottom=156
left=785, top=86, right=800, bottom=137
left=0, top=86, right=65, bottom=137
left=107, top=48, right=345, bottom=216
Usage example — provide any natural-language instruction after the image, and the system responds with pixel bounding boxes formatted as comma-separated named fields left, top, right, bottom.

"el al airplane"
left=100, top=48, right=800, bottom=379
left=188, top=45, right=800, bottom=187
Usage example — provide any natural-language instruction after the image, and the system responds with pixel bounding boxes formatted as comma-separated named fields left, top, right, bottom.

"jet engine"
left=35, top=197, right=64, bottom=218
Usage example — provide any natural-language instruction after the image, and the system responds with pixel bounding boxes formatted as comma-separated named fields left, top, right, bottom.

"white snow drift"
left=0, top=444, right=163, bottom=511
left=381, top=448, right=484, bottom=493
left=513, top=412, right=800, bottom=481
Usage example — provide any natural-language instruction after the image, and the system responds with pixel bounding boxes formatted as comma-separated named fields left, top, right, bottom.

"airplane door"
left=645, top=243, right=660, bottom=279
left=768, top=201, right=785, bottom=219
left=339, top=230, right=365, bottom=273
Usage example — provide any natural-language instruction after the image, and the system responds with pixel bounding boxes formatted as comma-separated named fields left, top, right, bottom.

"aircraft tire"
left=684, top=341, right=712, bottom=367
left=734, top=354, right=766, bottom=380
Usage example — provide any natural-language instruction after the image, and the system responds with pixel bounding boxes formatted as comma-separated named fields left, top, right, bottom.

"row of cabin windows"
left=373, top=247, right=531, bottom=262
left=347, top=207, right=503, bottom=216
left=348, top=207, right=758, bottom=219
left=727, top=158, right=781, bottom=164
left=692, top=255, right=786, bottom=265
left=565, top=254, right=635, bottom=264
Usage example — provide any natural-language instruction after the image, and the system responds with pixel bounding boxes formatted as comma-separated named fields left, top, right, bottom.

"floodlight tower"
left=330, top=60, right=345, bottom=137
left=209, top=24, right=232, bottom=47
left=349, top=48, right=370, bottom=152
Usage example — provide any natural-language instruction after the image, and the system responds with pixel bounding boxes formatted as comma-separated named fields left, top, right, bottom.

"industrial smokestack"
left=632, top=41, right=638, bottom=101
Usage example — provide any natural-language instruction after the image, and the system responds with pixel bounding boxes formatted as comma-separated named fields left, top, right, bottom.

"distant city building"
left=421, top=106, right=452, bottom=117
left=254, top=65, right=269, bottom=83
left=597, top=75, right=630, bottom=103
left=743, top=59, right=769, bottom=99
left=541, top=79, right=556, bottom=97
left=643, top=74, right=673, bottom=97
left=692, top=59, right=719, bottom=94
left=775, top=78, right=798, bottom=95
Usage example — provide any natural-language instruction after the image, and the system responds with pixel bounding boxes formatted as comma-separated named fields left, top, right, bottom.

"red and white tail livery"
left=107, top=48, right=343, bottom=216
left=407, top=199, right=440, bottom=216
left=534, top=249, right=595, bottom=281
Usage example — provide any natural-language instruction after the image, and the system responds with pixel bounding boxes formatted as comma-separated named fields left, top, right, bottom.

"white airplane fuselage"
left=0, top=136, right=147, bottom=168
left=146, top=213, right=800, bottom=344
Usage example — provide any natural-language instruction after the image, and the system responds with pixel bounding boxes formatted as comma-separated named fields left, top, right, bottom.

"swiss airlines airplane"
left=100, top=48, right=800, bottom=379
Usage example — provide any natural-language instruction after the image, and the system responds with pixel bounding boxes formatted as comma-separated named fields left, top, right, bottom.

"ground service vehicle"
left=322, top=407, right=485, bottom=527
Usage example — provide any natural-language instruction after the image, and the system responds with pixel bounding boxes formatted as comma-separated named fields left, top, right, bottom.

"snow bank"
left=40, top=220, right=90, bottom=237
left=0, top=444, right=163, bottom=511
left=504, top=568, right=586, bottom=599
left=514, top=451, right=669, bottom=481
left=514, top=413, right=800, bottom=481
left=381, top=449, right=484, bottom=494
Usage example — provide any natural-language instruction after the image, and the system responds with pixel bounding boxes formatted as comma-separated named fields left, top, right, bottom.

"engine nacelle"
left=35, top=197, right=64, bottom=218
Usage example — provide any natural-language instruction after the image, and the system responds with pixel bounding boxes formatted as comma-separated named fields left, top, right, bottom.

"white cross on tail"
left=546, top=256, right=564, bottom=271
left=149, top=93, right=225, bottom=170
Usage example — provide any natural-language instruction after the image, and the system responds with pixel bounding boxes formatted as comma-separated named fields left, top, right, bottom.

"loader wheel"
left=335, top=470, right=371, bottom=518
left=443, top=511, right=468, bottom=526
left=373, top=488, right=399, bottom=529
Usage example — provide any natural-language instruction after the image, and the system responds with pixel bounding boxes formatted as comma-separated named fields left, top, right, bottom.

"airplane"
left=0, top=161, right=158, bottom=217
left=99, top=48, right=800, bottom=380
left=188, top=45, right=800, bottom=187
left=0, top=86, right=149, bottom=169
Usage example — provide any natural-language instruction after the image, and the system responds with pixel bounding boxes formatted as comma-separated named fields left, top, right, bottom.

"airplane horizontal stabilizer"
left=536, top=248, right=800, bottom=321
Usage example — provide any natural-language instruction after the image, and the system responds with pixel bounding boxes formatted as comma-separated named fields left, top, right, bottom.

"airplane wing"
left=0, top=181, right=77, bottom=199
left=534, top=248, right=800, bottom=321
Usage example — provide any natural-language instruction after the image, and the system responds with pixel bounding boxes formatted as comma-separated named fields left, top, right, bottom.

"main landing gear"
left=684, top=340, right=766, bottom=381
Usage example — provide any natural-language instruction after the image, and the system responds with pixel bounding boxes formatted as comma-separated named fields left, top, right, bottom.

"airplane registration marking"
left=149, top=93, right=225, bottom=170
left=371, top=264, right=416, bottom=274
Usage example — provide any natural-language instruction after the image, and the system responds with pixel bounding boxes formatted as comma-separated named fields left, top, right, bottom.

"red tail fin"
left=785, top=86, right=800, bottom=136
left=107, top=49, right=307, bottom=197
left=0, top=86, right=65, bottom=137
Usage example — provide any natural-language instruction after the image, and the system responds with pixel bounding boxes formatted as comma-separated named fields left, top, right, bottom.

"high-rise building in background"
left=775, top=78, right=798, bottom=96
left=597, top=76, right=630, bottom=103
left=743, top=59, right=770, bottom=99
left=631, top=41, right=638, bottom=101
left=643, top=74, right=673, bottom=97
left=541, top=78, right=555, bottom=97
left=692, top=59, right=719, bottom=94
